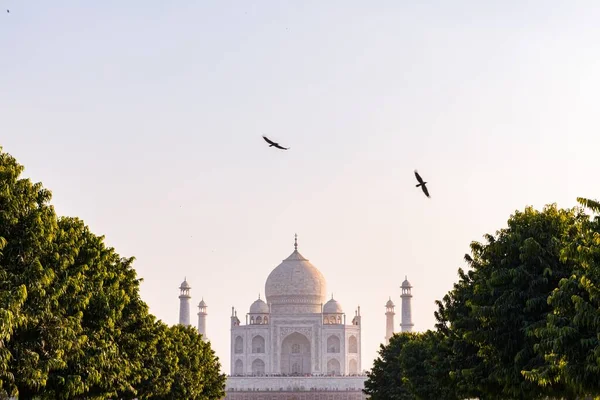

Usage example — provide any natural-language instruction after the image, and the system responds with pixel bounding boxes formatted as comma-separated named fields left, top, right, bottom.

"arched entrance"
left=280, top=332, right=311, bottom=375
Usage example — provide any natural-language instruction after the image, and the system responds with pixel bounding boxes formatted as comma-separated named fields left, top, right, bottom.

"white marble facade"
left=229, top=236, right=362, bottom=377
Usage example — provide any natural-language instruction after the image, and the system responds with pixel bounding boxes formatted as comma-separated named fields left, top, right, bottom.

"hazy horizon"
left=2, top=0, right=599, bottom=373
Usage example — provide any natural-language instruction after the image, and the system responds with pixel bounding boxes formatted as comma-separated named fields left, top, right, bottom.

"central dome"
left=265, top=237, right=327, bottom=314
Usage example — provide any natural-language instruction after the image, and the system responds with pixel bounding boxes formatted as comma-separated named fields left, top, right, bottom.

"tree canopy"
left=365, top=202, right=600, bottom=400
left=0, top=147, right=226, bottom=399
left=364, top=330, right=459, bottom=400
left=364, top=333, right=415, bottom=400
left=523, top=198, right=600, bottom=396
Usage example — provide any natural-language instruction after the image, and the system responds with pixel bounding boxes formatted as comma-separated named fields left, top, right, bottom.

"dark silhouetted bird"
left=262, top=135, right=289, bottom=150
left=414, top=170, right=430, bottom=198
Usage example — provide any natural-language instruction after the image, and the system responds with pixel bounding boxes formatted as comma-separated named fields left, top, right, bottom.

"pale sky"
left=2, top=1, right=599, bottom=373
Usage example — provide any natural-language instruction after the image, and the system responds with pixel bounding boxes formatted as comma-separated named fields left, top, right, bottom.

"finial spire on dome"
left=258, top=293, right=261, bottom=300
left=294, top=233, right=298, bottom=251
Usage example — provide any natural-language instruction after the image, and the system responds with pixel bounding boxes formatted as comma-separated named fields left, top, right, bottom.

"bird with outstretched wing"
left=262, top=135, right=289, bottom=150
left=414, top=170, right=430, bottom=198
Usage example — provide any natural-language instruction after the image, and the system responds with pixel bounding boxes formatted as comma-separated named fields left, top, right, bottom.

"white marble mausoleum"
left=178, top=234, right=415, bottom=399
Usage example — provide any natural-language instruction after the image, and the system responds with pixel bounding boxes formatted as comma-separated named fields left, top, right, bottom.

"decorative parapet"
left=225, top=375, right=367, bottom=392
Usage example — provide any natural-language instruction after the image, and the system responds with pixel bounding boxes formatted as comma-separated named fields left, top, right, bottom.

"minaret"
left=400, top=276, right=414, bottom=332
left=178, top=277, right=191, bottom=326
left=197, top=298, right=207, bottom=340
left=385, top=297, right=395, bottom=344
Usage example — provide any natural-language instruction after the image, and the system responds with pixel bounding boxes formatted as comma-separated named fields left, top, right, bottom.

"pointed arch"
left=234, top=359, right=243, bottom=375
left=252, top=335, right=265, bottom=353
left=280, top=332, right=311, bottom=375
left=327, top=335, right=340, bottom=353
left=234, top=336, right=243, bottom=354
left=348, top=335, right=358, bottom=353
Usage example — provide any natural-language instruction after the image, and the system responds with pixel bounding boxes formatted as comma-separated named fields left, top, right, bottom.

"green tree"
left=364, top=330, right=459, bottom=400
left=434, top=267, right=504, bottom=400
left=399, top=330, right=459, bottom=400
left=524, top=198, right=600, bottom=397
left=134, top=320, right=179, bottom=399
left=443, top=204, right=584, bottom=399
left=40, top=217, right=160, bottom=400
left=0, top=147, right=226, bottom=398
left=364, top=333, right=417, bottom=400
left=367, top=201, right=600, bottom=399
left=146, top=324, right=226, bottom=400
left=0, top=147, right=87, bottom=399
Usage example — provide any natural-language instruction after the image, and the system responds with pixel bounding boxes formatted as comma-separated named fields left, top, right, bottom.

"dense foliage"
left=365, top=331, right=458, bottom=400
left=524, top=198, right=600, bottom=396
left=365, top=202, right=600, bottom=400
left=0, top=147, right=226, bottom=399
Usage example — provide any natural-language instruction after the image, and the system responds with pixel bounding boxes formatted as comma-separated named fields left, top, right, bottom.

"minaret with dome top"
left=197, top=298, right=208, bottom=339
left=385, top=297, right=395, bottom=344
left=178, top=277, right=192, bottom=326
left=400, top=276, right=414, bottom=332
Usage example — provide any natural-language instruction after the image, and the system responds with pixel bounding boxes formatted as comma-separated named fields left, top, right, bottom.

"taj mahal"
left=177, top=235, right=414, bottom=400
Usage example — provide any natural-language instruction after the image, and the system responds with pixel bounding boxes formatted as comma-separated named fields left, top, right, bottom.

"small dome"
left=323, top=297, right=343, bottom=314
left=198, top=299, right=207, bottom=307
left=386, top=298, right=395, bottom=307
left=401, top=276, right=411, bottom=288
left=250, top=297, right=269, bottom=314
left=180, top=278, right=191, bottom=289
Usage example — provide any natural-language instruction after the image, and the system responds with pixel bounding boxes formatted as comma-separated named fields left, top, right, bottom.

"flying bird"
left=262, top=135, right=289, bottom=150
left=414, top=170, right=430, bottom=198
